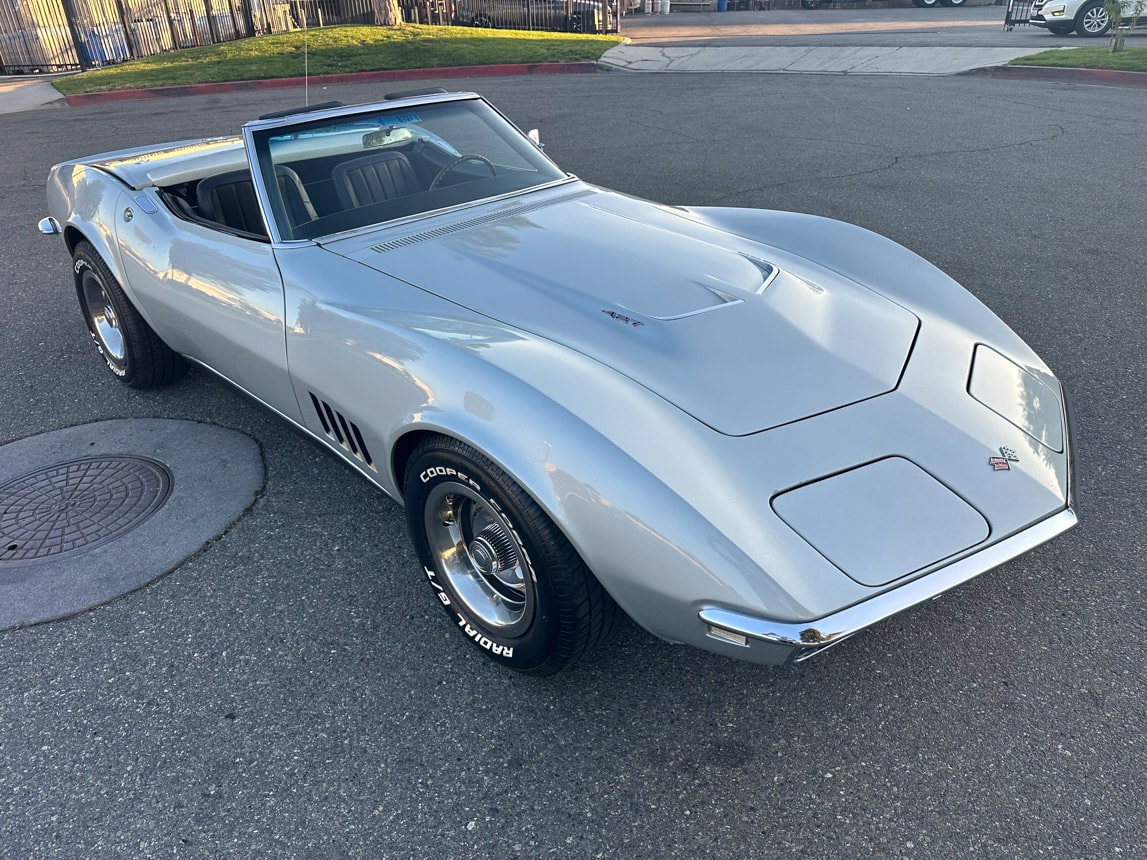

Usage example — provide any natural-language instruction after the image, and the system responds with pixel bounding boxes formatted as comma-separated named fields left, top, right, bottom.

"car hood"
left=324, top=186, right=919, bottom=436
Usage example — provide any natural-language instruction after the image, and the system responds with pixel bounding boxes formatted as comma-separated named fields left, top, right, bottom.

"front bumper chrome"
left=701, top=381, right=1078, bottom=664
left=700, top=505, right=1077, bottom=662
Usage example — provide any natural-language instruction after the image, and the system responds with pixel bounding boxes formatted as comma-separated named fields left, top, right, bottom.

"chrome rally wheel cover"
left=80, top=270, right=126, bottom=367
left=423, top=481, right=534, bottom=634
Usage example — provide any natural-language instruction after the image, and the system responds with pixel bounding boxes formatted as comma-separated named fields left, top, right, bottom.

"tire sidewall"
left=73, top=246, right=133, bottom=383
left=1077, top=1, right=1110, bottom=34
left=406, top=447, right=559, bottom=671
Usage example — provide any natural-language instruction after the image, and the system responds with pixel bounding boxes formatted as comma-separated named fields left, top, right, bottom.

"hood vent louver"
left=309, top=393, right=376, bottom=470
left=371, top=189, right=594, bottom=253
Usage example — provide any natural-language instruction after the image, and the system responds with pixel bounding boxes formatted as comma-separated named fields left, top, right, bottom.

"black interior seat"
left=274, top=166, right=319, bottom=230
left=196, top=166, right=317, bottom=237
left=197, top=169, right=264, bottom=235
left=332, top=151, right=420, bottom=209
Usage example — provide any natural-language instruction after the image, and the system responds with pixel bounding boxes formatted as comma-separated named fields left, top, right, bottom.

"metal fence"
left=448, top=0, right=615, bottom=32
left=1003, top=0, right=1033, bottom=28
left=1, top=0, right=615, bottom=74
left=0, top=0, right=270, bottom=73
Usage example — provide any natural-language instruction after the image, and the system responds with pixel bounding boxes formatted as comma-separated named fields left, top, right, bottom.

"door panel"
left=115, top=189, right=300, bottom=422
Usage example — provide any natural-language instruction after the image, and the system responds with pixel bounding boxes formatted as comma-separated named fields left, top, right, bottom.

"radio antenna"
left=303, top=3, right=309, bottom=106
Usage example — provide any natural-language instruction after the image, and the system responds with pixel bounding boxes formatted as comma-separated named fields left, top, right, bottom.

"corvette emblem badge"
left=990, top=446, right=1020, bottom=471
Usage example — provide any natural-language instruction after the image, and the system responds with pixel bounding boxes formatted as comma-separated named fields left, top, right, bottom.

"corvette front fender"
left=274, top=245, right=816, bottom=656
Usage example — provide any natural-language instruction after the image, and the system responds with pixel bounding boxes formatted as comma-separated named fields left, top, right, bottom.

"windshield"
left=248, top=98, right=567, bottom=241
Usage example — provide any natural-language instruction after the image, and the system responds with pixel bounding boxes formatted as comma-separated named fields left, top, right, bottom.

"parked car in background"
left=1030, top=0, right=1139, bottom=35
left=802, top=0, right=967, bottom=7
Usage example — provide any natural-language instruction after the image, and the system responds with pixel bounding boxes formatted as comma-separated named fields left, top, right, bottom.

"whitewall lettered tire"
left=404, top=437, right=617, bottom=675
left=72, top=241, right=186, bottom=388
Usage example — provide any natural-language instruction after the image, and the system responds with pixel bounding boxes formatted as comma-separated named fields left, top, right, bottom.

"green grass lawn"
left=1011, top=45, right=1147, bottom=72
left=53, top=25, right=622, bottom=95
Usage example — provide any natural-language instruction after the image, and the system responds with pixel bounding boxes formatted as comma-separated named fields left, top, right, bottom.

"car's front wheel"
left=72, top=241, right=186, bottom=388
left=939, top=0, right=966, bottom=6
left=1075, top=1, right=1111, bottom=35
left=913, top=0, right=941, bottom=7
left=404, top=437, right=617, bottom=675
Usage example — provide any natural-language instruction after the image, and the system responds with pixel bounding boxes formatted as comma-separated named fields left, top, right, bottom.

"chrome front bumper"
left=700, top=506, right=1077, bottom=663
left=699, top=383, right=1079, bottom=664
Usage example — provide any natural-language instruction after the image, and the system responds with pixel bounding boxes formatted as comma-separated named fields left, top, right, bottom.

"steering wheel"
left=430, top=154, right=497, bottom=190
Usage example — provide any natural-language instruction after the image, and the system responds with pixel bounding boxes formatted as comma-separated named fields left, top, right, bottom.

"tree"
left=1104, top=0, right=1144, bottom=51
left=372, top=0, right=404, bottom=26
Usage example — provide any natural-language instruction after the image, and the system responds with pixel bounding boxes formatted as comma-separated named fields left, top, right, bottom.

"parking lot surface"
left=1, top=73, right=1145, bottom=858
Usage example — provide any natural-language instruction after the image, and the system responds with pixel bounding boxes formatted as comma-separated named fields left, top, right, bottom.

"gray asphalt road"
left=2, top=73, right=1145, bottom=859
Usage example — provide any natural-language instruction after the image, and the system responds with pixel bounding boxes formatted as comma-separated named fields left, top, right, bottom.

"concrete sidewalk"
left=598, top=44, right=1036, bottom=74
left=0, top=77, right=67, bottom=113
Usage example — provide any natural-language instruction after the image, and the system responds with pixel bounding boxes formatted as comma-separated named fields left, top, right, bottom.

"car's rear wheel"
left=913, top=0, right=941, bottom=7
left=73, top=241, right=186, bottom=388
left=801, top=0, right=822, bottom=9
left=404, top=436, right=617, bottom=675
left=939, top=0, right=966, bottom=6
left=1075, top=1, right=1111, bottom=35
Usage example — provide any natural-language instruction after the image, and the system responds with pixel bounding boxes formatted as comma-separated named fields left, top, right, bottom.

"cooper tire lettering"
left=405, top=436, right=617, bottom=675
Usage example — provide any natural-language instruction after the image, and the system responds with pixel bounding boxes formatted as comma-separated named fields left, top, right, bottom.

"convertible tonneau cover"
left=89, top=136, right=246, bottom=190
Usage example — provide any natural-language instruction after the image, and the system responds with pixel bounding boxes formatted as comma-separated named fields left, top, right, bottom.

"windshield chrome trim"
left=245, top=94, right=574, bottom=246
left=242, top=123, right=282, bottom=244
left=243, top=92, right=480, bottom=134
left=306, top=176, right=583, bottom=247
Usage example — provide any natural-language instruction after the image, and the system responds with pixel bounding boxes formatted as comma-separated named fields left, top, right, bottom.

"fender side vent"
left=309, top=393, right=376, bottom=470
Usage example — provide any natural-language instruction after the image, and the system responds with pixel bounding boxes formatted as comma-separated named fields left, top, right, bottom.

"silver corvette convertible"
left=40, top=90, right=1077, bottom=675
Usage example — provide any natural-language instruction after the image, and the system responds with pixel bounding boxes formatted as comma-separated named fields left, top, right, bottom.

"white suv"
left=1030, top=0, right=1141, bottom=36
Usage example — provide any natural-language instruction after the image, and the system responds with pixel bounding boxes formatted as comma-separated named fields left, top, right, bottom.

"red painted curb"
left=64, top=61, right=597, bottom=105
left=990, top=64, right=1147, bottom=89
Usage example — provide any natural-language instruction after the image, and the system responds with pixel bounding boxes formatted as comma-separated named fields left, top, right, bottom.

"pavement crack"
left=623, top=111, right=707, bottom=145
left=715, top=125, right=1067, bottom=202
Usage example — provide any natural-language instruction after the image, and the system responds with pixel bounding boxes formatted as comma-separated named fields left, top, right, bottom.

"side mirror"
left=527, top=128, right=545, bottom=151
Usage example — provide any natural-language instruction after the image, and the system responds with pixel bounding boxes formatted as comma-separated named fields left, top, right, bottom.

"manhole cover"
left=0, top=455, right=173, bottom=566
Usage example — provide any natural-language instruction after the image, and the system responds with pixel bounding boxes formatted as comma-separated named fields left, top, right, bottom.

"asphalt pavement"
left=1, top=71, right=1145, bottom=858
